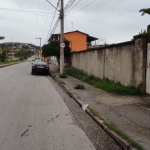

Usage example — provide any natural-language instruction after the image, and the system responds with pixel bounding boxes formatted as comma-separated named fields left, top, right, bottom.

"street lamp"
left=35, top=38, right=42, bottom=48
left=71, top=22, right=73, bottom=31
left=35, top=38, right=42, bottom=59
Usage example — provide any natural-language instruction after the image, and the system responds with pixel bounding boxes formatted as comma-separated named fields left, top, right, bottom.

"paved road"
left=0, top=62, right=96, bottom=150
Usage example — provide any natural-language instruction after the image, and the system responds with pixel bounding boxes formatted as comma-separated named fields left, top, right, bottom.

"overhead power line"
left=0, top=7, right=56, bottom=16
left=36, top=0, right=41, bottom=38
left=66, top=16, right=141, bottom=29
left=42, top=0, right=60, bottom=38
left=0, top=6, right=140, bottom=30
left=64, top=0, right=85, bottom=14
left=67, top=0, right=96, bottom=15
left=44, top=0, right=60, bottom=44
left=64, top=0, right=76, bottom=14
left=45, top=0, right=60, bottom=12
left=39, top=0, right=47, bottom=36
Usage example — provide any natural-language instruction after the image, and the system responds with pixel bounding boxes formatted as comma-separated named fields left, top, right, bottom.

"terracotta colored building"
left=49, top=30, right=98, bottom=51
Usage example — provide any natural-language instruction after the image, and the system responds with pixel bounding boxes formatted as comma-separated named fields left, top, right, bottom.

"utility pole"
left=35, top=38, right=42, bottom=48
left=60, top=0, right=64, bottom=74
left=35, top=38, right=42, bottom=58
left=71, top=22, right=73, bottom=31
left=11, top=39, right=13, bottom=60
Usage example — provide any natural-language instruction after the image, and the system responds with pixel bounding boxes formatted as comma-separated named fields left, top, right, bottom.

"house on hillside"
left=49, top=30, right=98, bottom=51
left=8, top=49, right=19, bottom=59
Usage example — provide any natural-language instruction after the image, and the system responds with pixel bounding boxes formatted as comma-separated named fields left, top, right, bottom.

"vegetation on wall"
left=65, top=67, right=142, bottom=95
left=139, top=29, right=147, bottom=35
left=139, top=8, right=150, bottom=34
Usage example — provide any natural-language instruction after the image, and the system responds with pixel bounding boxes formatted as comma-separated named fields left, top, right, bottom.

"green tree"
left=15, top=49, right=33, bottom=60
left=139, top=8, right=150, bottom=34
left=0, top=50, right=7, bottom=62
left=139, top=8, right=150, bottom=15
left=42, top=39, right=71, bottom=65
left=22, top=45, right=29, bottom=49
left=139, top=29, right=147, bottom=35
left=0, top=36, right=5, bottom=40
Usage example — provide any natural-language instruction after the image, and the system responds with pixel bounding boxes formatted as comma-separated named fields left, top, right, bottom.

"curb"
left=0, top=61, right=25, bottom=68
left=51, top=74, right=132, bottom=150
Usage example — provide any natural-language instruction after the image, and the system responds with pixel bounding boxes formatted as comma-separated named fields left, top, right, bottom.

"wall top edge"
left=72, top=41, right=134, bottom=54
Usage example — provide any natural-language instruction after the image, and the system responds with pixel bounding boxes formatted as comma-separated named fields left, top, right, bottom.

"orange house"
left=49, top=30, right=98, bottom=51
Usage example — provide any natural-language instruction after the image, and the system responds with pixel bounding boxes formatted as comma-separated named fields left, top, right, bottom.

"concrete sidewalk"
left=50, top=65, right=150, bottom=150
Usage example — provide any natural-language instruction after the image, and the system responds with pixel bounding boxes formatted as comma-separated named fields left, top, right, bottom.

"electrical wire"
left=39, top=0, right=47, bottom=36
left=44, top=18, right=60, bottom=44
left=66, top=15, right=141, bottom=29
left=0, top=6, right=140, bottom=30
left=41, top=4, right=53, bottom=38
left=64, top=0, right=76, bottom=14
left=67, top=0, right=83, bottom=11
left=64, top=0, right=74, bottom=10
left=0, top=7, right=56, bottom=16
left=45, top=0, right=60, bottom=12
left=67, top=0, right=96, bottom=15
left=64, top=0, right=85, bottom=14
left=44, top=0, right=60, bottom=44
left=36, top=0, right=41, bottom=38
left=64, top=18, right=72, bottom=39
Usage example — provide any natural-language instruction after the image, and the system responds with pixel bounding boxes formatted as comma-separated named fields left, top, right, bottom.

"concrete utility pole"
left=71, top=22, right=73, bottom=31
left=35, top=38, right=42, bottom=48
left=35, top=38, right=42, bottom=58
left=60, top=0, right=64, bottom=74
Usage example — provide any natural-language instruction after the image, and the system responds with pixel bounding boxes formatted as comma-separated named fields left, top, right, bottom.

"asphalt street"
left=0, top=62, right=96, bottom=150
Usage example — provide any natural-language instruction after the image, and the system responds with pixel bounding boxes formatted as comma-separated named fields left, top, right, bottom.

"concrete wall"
left=71, top=35, right=149, bottom=88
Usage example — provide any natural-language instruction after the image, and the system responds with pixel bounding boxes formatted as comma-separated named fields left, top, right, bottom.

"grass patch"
left=0, top=59, right=21, bottom=65
left=104, top=122, right=145, bottom=150
left=59, top=73, right=67, bottom=78
left=65, top=67, right=141, bottom=95
left=74, top=84, right=85, bottom=89
left=87, top=106, right=144, bottom=149
left=88, top=107, right=100, bottom=117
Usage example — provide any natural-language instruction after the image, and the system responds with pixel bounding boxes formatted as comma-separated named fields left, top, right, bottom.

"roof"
left=9, top=50, right=19, bottom=52
left=49, top=30, right=98, bottom=42
left=64, top=30, right=88, bottom=35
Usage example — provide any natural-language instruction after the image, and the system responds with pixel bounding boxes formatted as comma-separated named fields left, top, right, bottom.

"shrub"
left=65, top=67, right=141, bottom=95
left=59, top=73, right=67, bottom=78
left=74, top=84, right=85, bottom=89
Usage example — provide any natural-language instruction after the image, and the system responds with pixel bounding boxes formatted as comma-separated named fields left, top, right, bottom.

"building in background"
left=49, top=30, right=98, bottom=51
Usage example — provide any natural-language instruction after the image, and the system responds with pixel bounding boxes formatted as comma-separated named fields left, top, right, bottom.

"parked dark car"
left=31, top=60, right=50, bottom=75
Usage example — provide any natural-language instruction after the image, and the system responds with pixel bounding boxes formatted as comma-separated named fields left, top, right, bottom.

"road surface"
left=0, top=62, right=95, bottom=150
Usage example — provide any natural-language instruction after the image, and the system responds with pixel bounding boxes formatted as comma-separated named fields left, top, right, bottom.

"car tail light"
left=46, top=65, right=49, bottom=69
left=32, top=64, right=36, bottom=68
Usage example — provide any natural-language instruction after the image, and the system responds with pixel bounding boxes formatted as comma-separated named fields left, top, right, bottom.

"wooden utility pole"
left=60, top=0, right=64, bottom=74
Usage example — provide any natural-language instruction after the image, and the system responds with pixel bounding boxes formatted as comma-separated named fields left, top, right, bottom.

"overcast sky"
left=0, top=0, right=149, bottom=47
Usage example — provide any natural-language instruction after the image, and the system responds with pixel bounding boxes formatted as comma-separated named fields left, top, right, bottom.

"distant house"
left=8, top=49, right=19, bottom=59
left=49, top=30, right=98, bottom=51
